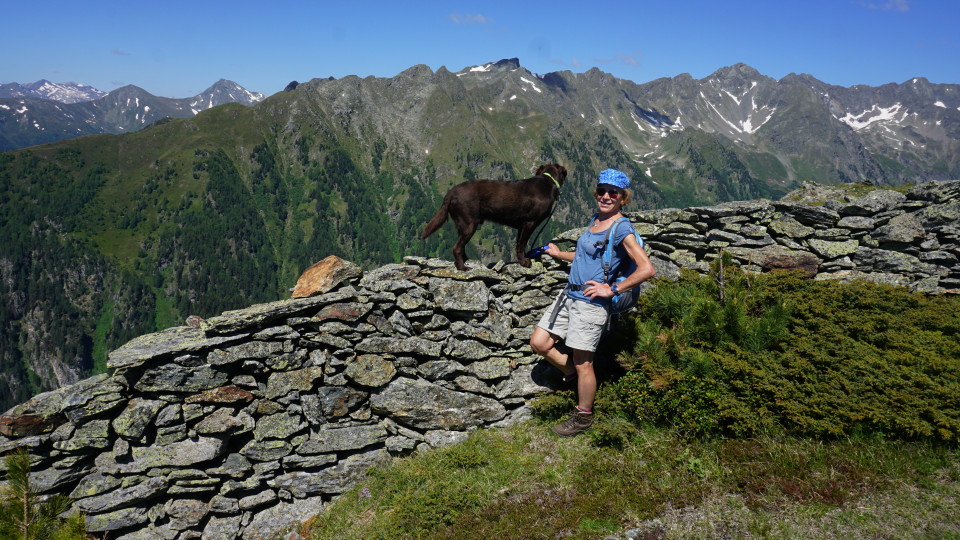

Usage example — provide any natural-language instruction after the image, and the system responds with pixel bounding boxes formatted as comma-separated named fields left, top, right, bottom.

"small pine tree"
left=0, top=450, right=86, bottom=540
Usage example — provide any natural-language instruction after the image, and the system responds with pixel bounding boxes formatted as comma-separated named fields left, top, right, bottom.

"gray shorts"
left=536, top=291, right=609, bottom=352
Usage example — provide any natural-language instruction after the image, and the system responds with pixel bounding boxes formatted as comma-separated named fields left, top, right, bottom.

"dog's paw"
left=518, top=257, right=532, bottom=268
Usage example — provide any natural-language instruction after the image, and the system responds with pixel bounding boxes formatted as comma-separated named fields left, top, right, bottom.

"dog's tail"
left=421, top=197, right=450, bottom=239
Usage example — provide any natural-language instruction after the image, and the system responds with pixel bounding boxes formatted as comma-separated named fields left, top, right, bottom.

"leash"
left=526, top=171, right=562, bottom=255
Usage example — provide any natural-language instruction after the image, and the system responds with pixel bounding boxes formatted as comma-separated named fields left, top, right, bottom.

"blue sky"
left=4, top=0, right=958, bottom=98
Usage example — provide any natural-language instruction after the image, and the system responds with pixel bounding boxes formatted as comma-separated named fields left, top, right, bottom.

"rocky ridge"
left=0, top=180, right=958, bottom=539
left=0, top=80, right=108, bottom=104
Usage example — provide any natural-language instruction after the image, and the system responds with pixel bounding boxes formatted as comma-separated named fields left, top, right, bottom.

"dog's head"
left=535, top=164, right=567, bottom=186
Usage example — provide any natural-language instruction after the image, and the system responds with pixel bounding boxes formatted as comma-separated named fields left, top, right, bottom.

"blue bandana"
left=597, top=169, right=630, bottom=189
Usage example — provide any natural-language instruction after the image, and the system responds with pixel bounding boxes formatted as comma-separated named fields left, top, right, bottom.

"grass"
left=90, top=300, right=115, bottom=374
left=153, top=287, right=178, bottom=331
left=781, top=178, right=914, bottom=204
left=303, top=419, right=959, bottom=539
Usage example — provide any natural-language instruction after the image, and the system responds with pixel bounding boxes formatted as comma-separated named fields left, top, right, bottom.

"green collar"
left=542, top=172, right=561, bottom=190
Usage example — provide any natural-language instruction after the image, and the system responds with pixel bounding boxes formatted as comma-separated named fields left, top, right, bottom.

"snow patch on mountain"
left=697, top=89, right=775, bottom=136
left=721, top=81, right=758, bottom=106
left=838, top=103, right=907, bottom=130
left=519, top=77, right=542, bottom=93
left=634, top=109, right=681, bottom=138
left=467, top=63, right=494, bottom=74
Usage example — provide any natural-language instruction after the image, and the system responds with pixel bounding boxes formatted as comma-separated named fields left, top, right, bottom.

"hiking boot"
left=552, top=408, right=594, bottom=437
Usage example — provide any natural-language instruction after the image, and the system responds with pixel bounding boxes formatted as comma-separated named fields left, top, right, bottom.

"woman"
left=530, top=168, right=656, bottom=437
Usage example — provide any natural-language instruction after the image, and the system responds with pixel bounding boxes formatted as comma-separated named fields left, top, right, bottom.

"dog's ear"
left=535, top=165, right=546, bottom=176
left=557, top=165, right=567, bottom=182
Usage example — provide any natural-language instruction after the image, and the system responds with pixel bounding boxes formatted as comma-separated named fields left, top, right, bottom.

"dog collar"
left=542, top=172, right=561, bottom=190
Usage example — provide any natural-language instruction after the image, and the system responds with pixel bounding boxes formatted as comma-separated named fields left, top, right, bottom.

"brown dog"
left=422, top=164, right=567, bottom=270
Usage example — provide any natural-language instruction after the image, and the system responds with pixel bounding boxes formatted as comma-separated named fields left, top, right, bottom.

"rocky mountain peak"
left=457, top=58, right=521, bottom=76
left=706, top=63, right=771, bottom=90
left=492, top=57, right=521, bottom=70
left=395, top=64, right=436, bottom=81
left=711, top=63, right=761, bottom=79
left=193, top=79, right=264, bottom=108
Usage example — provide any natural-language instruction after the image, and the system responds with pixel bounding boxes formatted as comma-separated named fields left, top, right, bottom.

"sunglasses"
left=595, top=187, right=622, bottom=198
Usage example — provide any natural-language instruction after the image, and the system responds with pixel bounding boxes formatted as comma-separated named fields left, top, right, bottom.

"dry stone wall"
left=623, top=180, right=960, bottom=293
left=1, top=180, right=958, bottom=539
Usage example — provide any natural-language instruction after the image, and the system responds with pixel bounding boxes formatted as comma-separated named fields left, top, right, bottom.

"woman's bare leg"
left=529, top=327, right=574, bottom=376
left=571, top=349, right=596, bottom=410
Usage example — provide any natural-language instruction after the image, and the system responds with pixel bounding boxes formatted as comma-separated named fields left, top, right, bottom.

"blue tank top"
left=566, top=218, right=636, bottom=306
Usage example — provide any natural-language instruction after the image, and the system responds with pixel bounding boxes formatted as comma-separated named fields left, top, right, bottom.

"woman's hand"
left=544, top=243, right=576, bottom=263
left=583, top=280, right=614, bottom=299
left=544, top=243, right=562, bottom=258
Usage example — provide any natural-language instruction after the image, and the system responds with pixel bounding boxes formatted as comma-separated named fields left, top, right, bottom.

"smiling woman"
left=529, top=168, right=656, bottom=437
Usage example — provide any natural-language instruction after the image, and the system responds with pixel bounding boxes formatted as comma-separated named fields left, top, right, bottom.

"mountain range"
left=0, top=79, right=264, bottom=151
left=0, top=79, right=108, bottom=103
left=0, top=58, right=958, bottom=410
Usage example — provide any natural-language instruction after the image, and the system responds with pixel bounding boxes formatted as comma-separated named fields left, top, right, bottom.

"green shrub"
left=615, top=372, right=724, bottom=434
left=613, top=256, right=960, bottom=442
left=741, top=277, right=960, bottom=441
left=584, top=414, right=640, bottom=449
left=530, top=390, right=576, bottom=420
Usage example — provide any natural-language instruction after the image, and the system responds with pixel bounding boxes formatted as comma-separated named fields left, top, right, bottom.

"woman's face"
left=594, top=184, right=623, bottom=213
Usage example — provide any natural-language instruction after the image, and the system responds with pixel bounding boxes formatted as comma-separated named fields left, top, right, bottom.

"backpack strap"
left=546, top=288, right=568, bottom=329
left=600, top=217, right=630, bottom=284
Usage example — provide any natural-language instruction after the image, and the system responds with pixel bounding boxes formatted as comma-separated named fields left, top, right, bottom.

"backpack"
left=598, top=216, right=645, bottom=316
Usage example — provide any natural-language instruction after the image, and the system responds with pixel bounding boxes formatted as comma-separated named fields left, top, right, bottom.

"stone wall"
left=1, top=180, right=957, bottom=539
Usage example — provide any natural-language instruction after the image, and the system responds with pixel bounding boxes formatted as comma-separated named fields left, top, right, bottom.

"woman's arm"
left=544, top=242, right=575, bottom=263
left=614, top=233, right=656, bottom=291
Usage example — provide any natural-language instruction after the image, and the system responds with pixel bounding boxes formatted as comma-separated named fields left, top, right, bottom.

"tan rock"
left=291, top=255, right=362, bottom=298
left=726, top=245, right=821, bottom=278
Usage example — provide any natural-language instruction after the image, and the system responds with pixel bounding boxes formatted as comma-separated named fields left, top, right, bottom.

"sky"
left=3, top=0, right=959, bottom=99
